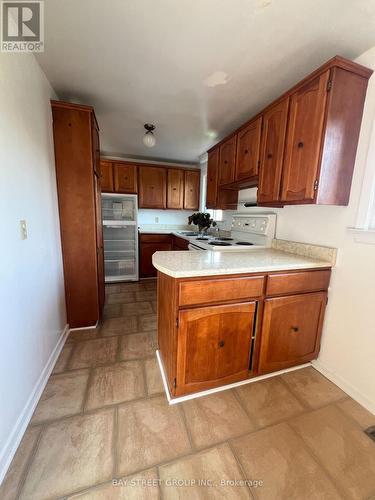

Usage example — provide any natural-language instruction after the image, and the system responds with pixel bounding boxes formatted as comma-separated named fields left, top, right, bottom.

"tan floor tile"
left=0, top=426, right=41, bottom=500
left=337, top=398, right=375, bottom=429
left=138, top=313, right=157, bottom=331
left=86, top=361, right=145, bottom=410
left=20, top=409, right=114, bottom=500
left=119, top=332, right=156, bottom=361
left=144, top=357, right=164, bottom=395
left=103, top=303, right=123, bottom=319
left=119, top=282, right=147, bottom=292
left=106, top=284, right=122, bottom=294
left=117, top=396, right=191, bottom=476
left=106, top=291, right=136, bottom=304
left=53, top=344, right=73, bottom=374
left=122, top=301, right=153, bottom=315
left=289, top=405, right=375, bottom=500
left=67, top=468, right=160, bottom=499
left=100, top=316, right=138, bottom=336
left=183, top=391, right=254, bottom=449
left=135, top=290, right=157, bottom=302
left=31, top=369, right=89, bottom=424
left=152, top=300, right=158, bottom=313
left=231, top=422, right=341, bottom=500
left=143, top=280, right=157, bottom=290
left=67, top=328, right=100, bottom=343
left=281, top=367, right=347, bottom=408
left=235, top=377, right=304, bottom=427
left=159, top=443, right=251, bottom=499
left=69, top=337, right=118, bottom=369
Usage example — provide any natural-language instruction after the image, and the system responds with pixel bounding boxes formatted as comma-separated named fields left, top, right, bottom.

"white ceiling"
left=37, top=0, right=375, bottom=163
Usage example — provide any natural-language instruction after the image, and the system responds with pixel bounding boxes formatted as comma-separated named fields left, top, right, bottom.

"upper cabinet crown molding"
left=206, top=56, right=373, bottom=208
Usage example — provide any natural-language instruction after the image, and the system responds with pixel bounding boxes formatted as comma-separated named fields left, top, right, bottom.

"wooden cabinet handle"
left=291, top=326, right=299, bottom=332
left=173, top=187, right=177, bottom=190
left=244, top=149, right=249, bottom=154
left=224, top=160, right=228, bottom=164
left=218, top=340, right=225, bottom=348
left=297, top=141, right=304, bottom=149
left=267, top=153, right=273, bottom=159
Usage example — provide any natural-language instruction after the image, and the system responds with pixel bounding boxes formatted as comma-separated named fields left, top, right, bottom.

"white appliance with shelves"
left=102, top=193, right=138, bottom=282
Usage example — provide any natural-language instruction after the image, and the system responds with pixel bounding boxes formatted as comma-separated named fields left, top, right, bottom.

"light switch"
left=20, top=220, right=27, bottom=240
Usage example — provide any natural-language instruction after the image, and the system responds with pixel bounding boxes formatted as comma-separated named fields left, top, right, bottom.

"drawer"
left=139, top=233, right=172, bottom=243
left=266, top=269, right=331, bottom=296
left=179, top=276, right=264, bottom=307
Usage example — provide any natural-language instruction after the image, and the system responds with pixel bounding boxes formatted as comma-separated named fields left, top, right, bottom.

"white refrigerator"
left=101, top=193, right=139, bottom=282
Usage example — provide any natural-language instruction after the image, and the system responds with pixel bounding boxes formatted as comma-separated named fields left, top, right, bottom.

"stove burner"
left=209, top=241, right=232, bottom=246
left=235, top=241, right=254, bottom=246
left=196, top=237, right=209, bottom=241
left=215, top=237, right=233, bottom=241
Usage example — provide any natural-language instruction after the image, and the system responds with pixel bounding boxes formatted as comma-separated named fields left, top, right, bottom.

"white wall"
left=225, top=47, right=375, bottom=413
left=0, top=53, right=66, bottom=481
left=138, top=209, right=193, bottom=226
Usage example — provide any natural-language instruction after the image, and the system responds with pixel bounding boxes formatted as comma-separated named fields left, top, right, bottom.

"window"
left=207, top=209, right=223, bottom=222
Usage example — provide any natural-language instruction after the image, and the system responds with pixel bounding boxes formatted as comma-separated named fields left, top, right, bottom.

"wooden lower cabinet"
left=257, top=292, right=327, bottom=374
left=172, top=235, right=189, bottom=250
left=139, top=234, right=173, bottom=278
left=176, top=302, right=256, bottom=396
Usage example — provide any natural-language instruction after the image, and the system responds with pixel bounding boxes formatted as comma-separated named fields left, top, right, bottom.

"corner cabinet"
left=206, top=56, right=372, bottom=208
left=51, top=100, right=104, bottom=328
left=157, top=268, right=331, bottom=397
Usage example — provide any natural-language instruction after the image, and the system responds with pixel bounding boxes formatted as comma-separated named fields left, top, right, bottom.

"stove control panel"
left=232, top=215, right=272, bottom=235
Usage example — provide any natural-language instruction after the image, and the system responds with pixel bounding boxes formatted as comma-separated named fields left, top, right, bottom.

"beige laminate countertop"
left=152, top=248, right=332, bottom=278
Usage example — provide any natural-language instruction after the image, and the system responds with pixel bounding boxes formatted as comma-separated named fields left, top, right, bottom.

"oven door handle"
left=188, top=243, right=206, bottom=251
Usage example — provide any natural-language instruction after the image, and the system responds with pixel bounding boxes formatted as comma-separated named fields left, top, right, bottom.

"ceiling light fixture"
left=142, top=123, right=156, bottom=148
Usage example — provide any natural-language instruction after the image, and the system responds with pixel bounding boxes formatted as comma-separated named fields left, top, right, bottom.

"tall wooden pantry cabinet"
left=51, top=101, right=105, bottom=328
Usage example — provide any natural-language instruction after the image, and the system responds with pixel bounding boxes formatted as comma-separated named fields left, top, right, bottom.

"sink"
left=177, top=231, right=199, bottom=236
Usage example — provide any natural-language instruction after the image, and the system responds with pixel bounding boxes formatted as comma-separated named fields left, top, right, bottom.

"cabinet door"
left=167, top=169, right=184, bottom=209
left=206, top=148, right=219, bottom=208
left=281, top=71, right=330, bottom=203
left=173, top=235, right=189, bottom=250
left=218, top=136, right=236, bottom=185
left=258, top=292, right=327, bottom=374
left=184, top=170, right=200, bottom=210
left=100, top=161, right=114, bottom=192
left=140, top=242, right=172, bottom=278
left=94, top=173, right=105, bottom=314
left=176, top=302, right=255, bottom=395
left=235, top=117, right=262, bottom=181
left=139, top=166, right=167, bottom=208
left=258, top=98, right=289, bottom=204
left=114, top=163, right=137, bottom=193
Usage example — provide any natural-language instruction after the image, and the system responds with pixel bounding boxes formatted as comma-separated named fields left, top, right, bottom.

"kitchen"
left=2, top=2, right=375, bottom=499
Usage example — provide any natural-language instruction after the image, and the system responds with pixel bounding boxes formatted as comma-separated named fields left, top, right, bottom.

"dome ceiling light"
left=142, top=123, right=156, bottom=148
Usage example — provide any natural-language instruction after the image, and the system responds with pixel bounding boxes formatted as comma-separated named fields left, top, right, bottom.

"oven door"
left=188, top=243, right=206, bottom=251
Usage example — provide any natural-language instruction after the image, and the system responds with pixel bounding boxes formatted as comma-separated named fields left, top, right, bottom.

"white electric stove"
left=187, top=214, right=276, bottom=251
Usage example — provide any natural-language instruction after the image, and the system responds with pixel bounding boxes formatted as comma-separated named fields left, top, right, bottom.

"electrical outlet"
left=20, top=220, right=27, bottom=240
left=155, top=217, right=159, bottom=223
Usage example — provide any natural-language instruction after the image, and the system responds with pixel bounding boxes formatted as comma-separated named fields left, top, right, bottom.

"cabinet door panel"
left=139, top=166, right=167, bottom=208
left=167, top=169, right=184, bottom=209
left=114, top=163, right=137, bottom=193
left=218, top=136, right=236, bottom=185
left=281, top=71, right=330, bottom=202
left=258, top=98, right=289, bottom=204
left=140, top=241, right=172, bottom=277
left=100, top=161, right=114, bottom=192
left=176, top=302, right=255, bottom=395
left=206, top=149, right=219, bottom=208
left=258, top=292, right=327, bottom=374
left=184, top=170, right=200, bottom=210
left=235, top=117, right=262, bottom=181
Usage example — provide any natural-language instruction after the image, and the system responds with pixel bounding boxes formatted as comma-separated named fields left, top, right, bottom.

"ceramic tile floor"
left=2, top=279, right=375, bottom=499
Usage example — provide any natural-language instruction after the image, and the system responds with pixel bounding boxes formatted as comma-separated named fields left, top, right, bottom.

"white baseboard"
left=0, top=324, right=69, bottom=485
left=69, top=321, right=98, bottom=331
left=312, top=360, right=375, bottom=416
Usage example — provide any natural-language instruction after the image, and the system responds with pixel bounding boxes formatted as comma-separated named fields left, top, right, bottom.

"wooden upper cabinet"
left=138, top=166, right=167, bottom=208
left=100, top=160, right=114, bottom=192
left=235, top=117, right=262, bottom=181
left=258, top=292, right=327, bottom=374
left=218, top=136, right=236, bottom=185
left=184, top=170, right=200, bottom=210
left=206, top=148, right=219, bottom=208
left=257, top=98, right=289, bottom=204
left=281, top=70, right=330, bottom=203
left=167, top=169, right=184, bottom=209
left=114, top=162, right=137, bottom=193
left=176, top=302, right=256, bottom=395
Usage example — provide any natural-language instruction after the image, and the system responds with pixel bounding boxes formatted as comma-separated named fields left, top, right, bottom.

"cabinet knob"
left=218, top=340, right=225, bottom=348
left=291, top=326, right=299, bottom=333
left=173, top=187, right=177, bottom=190
left=244, top=149, right=249, bottom=155
left=267, top=153, right=273, bottom=159
left=297, top=141, right=304, bottom=149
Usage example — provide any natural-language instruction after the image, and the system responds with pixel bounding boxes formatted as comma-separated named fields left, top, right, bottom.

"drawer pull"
left=218, top=340, right=225, bottom=348
left=297, top=141, right=304, bottom=149
left=291, top=326, right=299, bottom=333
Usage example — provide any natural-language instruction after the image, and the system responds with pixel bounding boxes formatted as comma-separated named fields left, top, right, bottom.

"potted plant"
left=188, top=212, right=217, bottom=236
